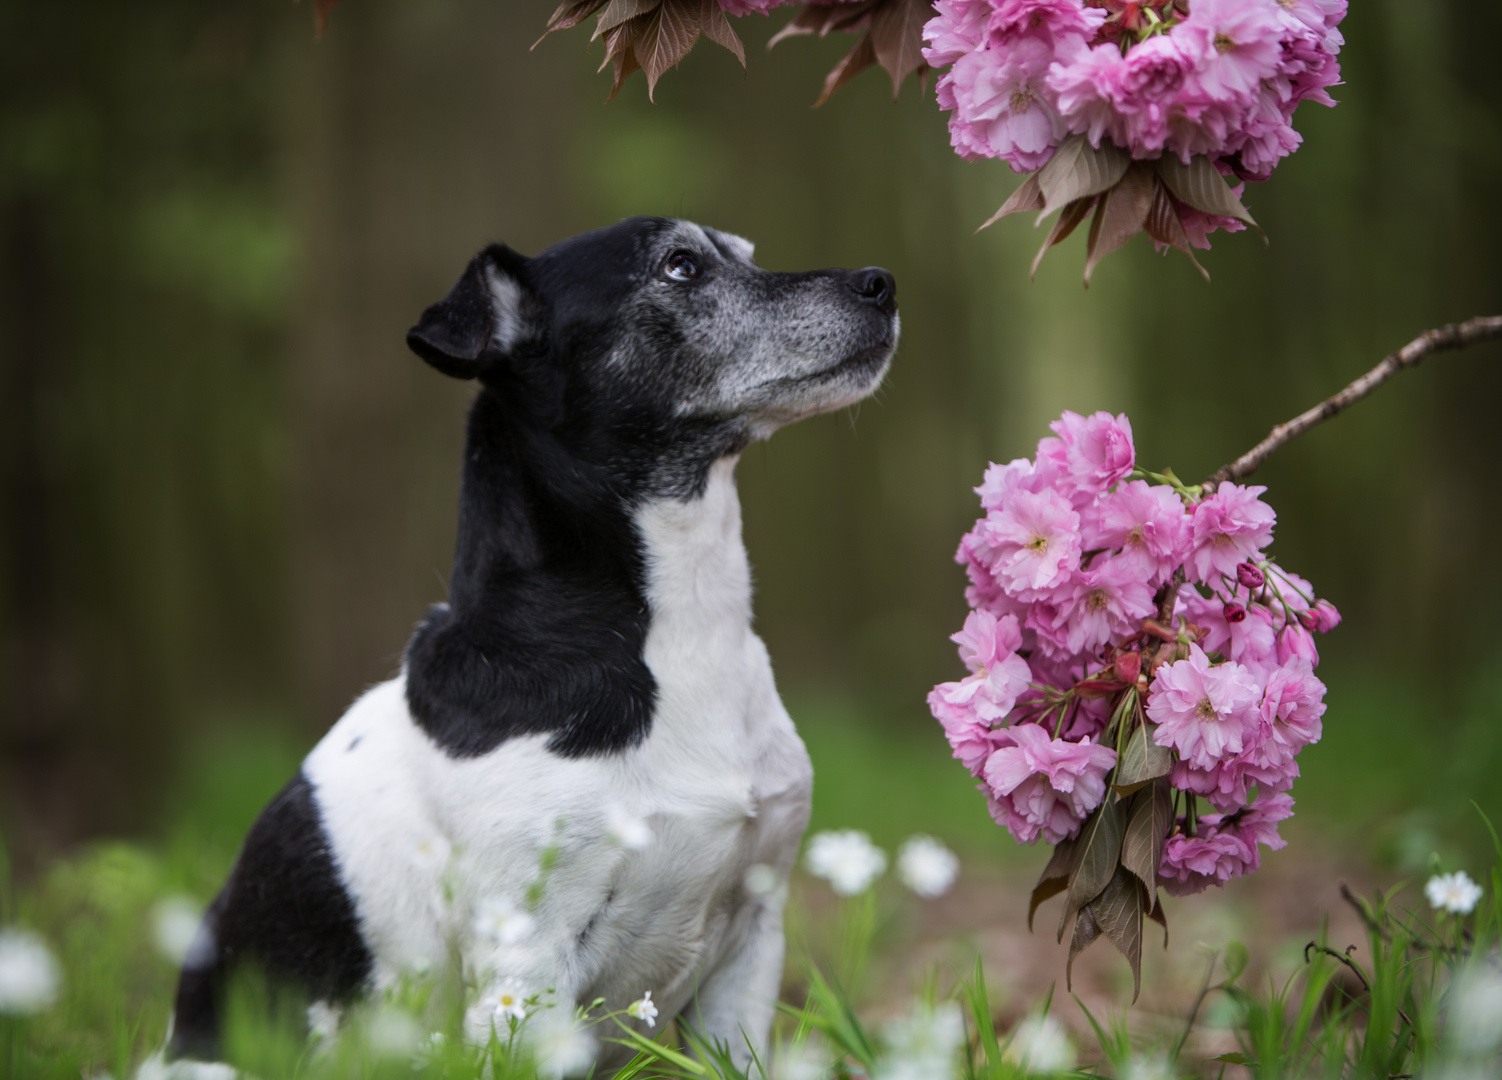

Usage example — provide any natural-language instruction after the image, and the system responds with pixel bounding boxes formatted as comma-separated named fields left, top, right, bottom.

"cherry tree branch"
left=1203, top=316, right=1502, bottom=491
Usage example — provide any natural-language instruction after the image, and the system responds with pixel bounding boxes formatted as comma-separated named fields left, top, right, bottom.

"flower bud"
left=1114, top=651, right=1141, bottom=685
left=1277, top=624, right=1319, bottom=666
left=1236, top=562, right=1265, bottom=590
left=1223, top=602, right=1247, bottom=624
left=1311, top=599, right=1341, bottom=634
left=1296, top=608, right=1318, bottom=632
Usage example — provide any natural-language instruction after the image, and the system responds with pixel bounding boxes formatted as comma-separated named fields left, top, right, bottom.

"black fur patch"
left=170, top=772, right=372, bottom=1061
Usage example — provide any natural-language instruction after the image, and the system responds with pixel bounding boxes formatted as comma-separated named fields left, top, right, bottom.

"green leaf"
left=1059, top=796, right=1125, bottom=943
left=1223, top=938, right=1250, bottom=983
left=1212, top=1052, right=1252, bottom=1065
left=1121, top=776, right=1173, bottom=900
left=1114, top=720, right=1174, bottom=797
left=1089, top=865, right=1147, bottom=1002
left=1083, top=162, right=1155, bottom=287
left=1153, top=154, right=1258, bottom=230
left=1028, top=835, right=1079, bottom=931
left=1036, top=135, right=1131, bottom=219
left=978, top=172, right=1043, bottom=232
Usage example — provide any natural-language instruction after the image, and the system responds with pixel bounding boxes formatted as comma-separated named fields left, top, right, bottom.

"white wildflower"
left=605, top=807, right=655, bottom=851
left=804, top=830, right=888, bottom=896
left=530, top=1009, right=596, bottom=1078
left=473, top=895, right=536, bottom=948
left=896, top=835, right=960, bottom=898
left=1122, top=1053, right=1178, bottom=1080
left=627, top=990, right=659, bottom=1028
left=1449, top=965, right=1502, bottom=1054
left=0, top=928, right=61, bottom=1016
left=774, top=1040, right=832, bottom=1080
left=150, top=896, right=205, bottom=966
left=876, top=1001, right=966, bottom=1080
left=470, top=977, right=531, bottom=1038
left=1004, top=1014, right=1075, bottom=1073
left=365, top=1003, right=423, bottom=1057
left=306, top=1000, right=342, bottom=1043
left=744, top=863, right=780, bottom=898
left=1427, top=871, right=1483, bottom=915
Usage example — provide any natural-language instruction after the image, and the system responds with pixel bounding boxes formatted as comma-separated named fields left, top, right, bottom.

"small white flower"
left=306, top=1000, right=342, bottom=1043
left=627, top=989, right=659, bottom=1028
left=744, top=863, right=780, bottom=898
left=896, top=836, right=960, bottom=898
left=876, top=1001, right=966, bottom=1079
left=0, top=928, right=61, bottom=1016
left=605, top=807, right=655, bottom=851
left=1427, top=871, right=1484, bottom=915
left=1449, top=965, right=1502, bottom=1054
left=473, top=895, right=536, bottom=948
left=150, top=896, right=205, bottom=966
left=530, top=1009, right=596, bottom=1078
left=1122, top=1053, right=1178, bottom=1080
left=489, top=978, right=532, bottom=1025
left=774, top=1040, right=832, bottom=1080
left=804, top=830, right=887, bottom=896
left=1004, top=1014, right=1075, bottom=1073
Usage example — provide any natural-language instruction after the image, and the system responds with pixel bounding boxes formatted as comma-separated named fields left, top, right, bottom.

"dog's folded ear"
left=407, top=244, right=537, bottom=379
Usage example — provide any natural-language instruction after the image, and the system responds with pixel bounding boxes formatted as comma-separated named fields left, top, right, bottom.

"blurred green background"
left=1, top=0, right=1500, bottom=879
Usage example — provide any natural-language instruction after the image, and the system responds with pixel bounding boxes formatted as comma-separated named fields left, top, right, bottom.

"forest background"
left=1, top=0, right=1500, bottom=944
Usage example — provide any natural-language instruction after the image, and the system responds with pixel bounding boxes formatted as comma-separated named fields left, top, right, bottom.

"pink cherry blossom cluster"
left=929, top=409, right=1338, bottom=894
left=921, top=0, right=1345, bottom=231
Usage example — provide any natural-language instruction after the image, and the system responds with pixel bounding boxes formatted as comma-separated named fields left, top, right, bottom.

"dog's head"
left=406, top=217, right=897, bottom=496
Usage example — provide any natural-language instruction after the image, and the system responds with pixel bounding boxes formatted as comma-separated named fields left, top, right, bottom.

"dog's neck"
left=405, top=389, right=750, bottom=760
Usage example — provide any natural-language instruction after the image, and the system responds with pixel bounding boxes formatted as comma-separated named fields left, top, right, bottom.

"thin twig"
left=1204, top=316, right=1502, bottom=490
left=1304, top=942, right=1417, bottom=1033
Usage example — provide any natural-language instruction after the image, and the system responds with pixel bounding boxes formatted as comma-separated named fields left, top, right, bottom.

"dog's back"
left=170, top=217, right=897, bottom=1068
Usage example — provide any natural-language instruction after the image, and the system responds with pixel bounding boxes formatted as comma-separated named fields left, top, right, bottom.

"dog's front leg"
left=679, top=895, right=788, bottom=1069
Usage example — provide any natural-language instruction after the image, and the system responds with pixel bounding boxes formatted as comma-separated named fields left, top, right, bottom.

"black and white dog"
left=169, top=217, right=897, bottom=1070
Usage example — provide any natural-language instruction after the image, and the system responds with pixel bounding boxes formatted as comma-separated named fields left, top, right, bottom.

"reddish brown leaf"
left=637, top=0, right=704, bottom=99
left=1147, top=891, right=1169, bottom=947
left=1027, top=836, right=1079, bottom=932
left=1090, top=865, right=1147, bottom=1002
left=1121, top=776, right=1173, bottom=902
left=1030, top=196, right=1095, bottom=279
left=868, top=0, right=930, bottom=99
left=599, top=15, right=648, bottom=100
left=1058, top=795, right=1124, bottom=944
left=1035, top=134, right=1130, bottom=221
left=539, top=0, right=612, bottom=42
left=769, top=0, right=879, bottom=48
left=1066, top=903, right=1101, bottom=992
left=1083, top=161, right=1154, bottom=286
left=701, top=0, right=746, bottom=67
left=595, top=0, right=662, bottom=37
left=1144, top=178, right=1210, bottom=282
left=814, top=31, right=877, bottom=107
left=1154, top=153, right=1259, bottom=230
left=978, top=173, right=1044, bottom=232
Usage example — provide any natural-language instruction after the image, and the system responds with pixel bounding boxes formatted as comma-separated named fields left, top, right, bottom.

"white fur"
left=303, top=456, right=811, bottom=1066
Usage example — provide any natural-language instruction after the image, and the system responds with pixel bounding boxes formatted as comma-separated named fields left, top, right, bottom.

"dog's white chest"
left=304, top=458, right=810, bottom=1021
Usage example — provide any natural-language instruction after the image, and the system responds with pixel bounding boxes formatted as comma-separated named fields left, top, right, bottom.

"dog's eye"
left=663, top=251, right=700, bottom=282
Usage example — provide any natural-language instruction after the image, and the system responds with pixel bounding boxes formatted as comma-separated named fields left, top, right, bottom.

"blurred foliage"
left=0, top=0, right=1500, bottom=872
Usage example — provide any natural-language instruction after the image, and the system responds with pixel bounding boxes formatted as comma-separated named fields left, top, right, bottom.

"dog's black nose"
left=848, top=267, right=896, bottom=313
